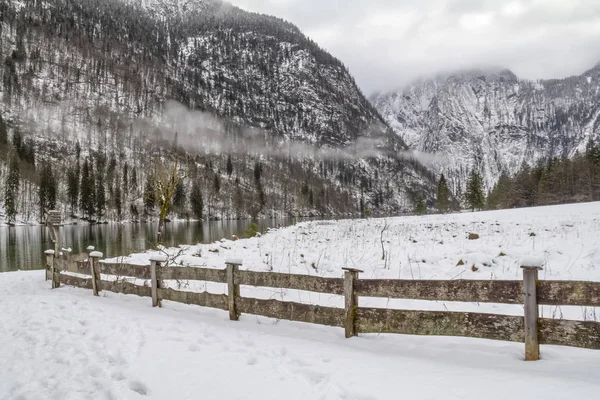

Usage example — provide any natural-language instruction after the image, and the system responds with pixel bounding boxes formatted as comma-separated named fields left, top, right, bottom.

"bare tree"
left=154, top=155, right=186, bottom=243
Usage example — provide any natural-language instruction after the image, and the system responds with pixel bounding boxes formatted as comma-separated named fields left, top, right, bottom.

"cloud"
left=227, top=0, right=600, bottom=94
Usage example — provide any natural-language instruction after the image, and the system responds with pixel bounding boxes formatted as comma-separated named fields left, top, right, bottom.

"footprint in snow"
left=246, top=355, right=258, bottom=365
left=128, top=380, right=149, bottom=396
left=111, top=370, right=127, bottom=381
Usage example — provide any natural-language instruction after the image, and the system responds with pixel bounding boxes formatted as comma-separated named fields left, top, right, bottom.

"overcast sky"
left=227, top=0, right=600, bottom=94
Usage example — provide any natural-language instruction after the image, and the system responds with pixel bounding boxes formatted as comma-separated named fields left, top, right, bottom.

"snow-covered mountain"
left=371, top=65, right=600, bottom=192
left=0, top=0, right=435, bottom=222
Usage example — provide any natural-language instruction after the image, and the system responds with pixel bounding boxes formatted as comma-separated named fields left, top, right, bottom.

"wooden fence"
left=44, top=248, right=600, bottom=361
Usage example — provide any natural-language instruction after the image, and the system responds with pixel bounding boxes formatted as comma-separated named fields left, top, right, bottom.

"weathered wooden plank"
left=99, top=262, right=152, bottom=280
left=355, top=308, right=524, bottom=342
left=101, top=280, right=153, bottom=298
left=355, top=279, right=523, bottom=304
left=158, top=266, right=227, bottom=283
left=538, top=281, right=600, bottom=307
left=539, top=318, right=600, bottom=350
left=235, top=270, right=345, bottom=295
left=60, top=260, right=91, bottom=275
left=58, top=274, right=93, bottom=290
left=158, top=288, right=228, bottom=310
left=237, top=297, right=344, bottom=327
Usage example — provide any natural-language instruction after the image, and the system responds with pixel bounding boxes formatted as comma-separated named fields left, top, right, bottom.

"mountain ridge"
left=371, top=62, right=600, bottom=192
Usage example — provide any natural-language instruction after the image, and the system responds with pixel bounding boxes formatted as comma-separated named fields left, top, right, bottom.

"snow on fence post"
left=149, top=255, right=168, bottom=308
left=45, top=250, right=55, bottom=285
left=226, top=258, right=243, bottom=321
left=89, top=250, right=103, bottom=296
left=342, top=267, right=363, bottom=338
left=521, top=257, right=543, bottom=361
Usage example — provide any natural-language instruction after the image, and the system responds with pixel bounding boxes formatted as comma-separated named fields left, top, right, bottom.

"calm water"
left=0, top=219, right=301, bottom=272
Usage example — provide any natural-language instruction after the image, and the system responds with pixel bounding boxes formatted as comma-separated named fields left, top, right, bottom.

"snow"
left=148, top=254, right=169, bottom=262
left=2, top=270, right=600, bottom=400
left=44, top=250, right=55, bottom=256
left=106, top=202, right=600, bottom=320
left=2, top=202, right=600, bottom=398
left=520, top=256, right=545, bottom=268
left=89, top=251, right=104, bottom=258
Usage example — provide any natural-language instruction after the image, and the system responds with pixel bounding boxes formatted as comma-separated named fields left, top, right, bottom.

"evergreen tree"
left=38, top=163, right=57, bottom=220
left=95, top=169, right=106, bottom=221
left=80, top=158, right=96, bottom=219
left=190, top=179, right=203, bottom=219
left=213, top=173, right=221, bottom=194
left=143, top=174, right=156, bottom=214
left=67, top=164, right=80, bottom=214
left=173, top=180, right=186, bottom=210
left=414, top=198, right=427, bottom=215
left=226, top=154, right=233, bottom=177
left=436, top=173, right=450, bottom=213
left=114, top=184, right=122, bottom=219
left=5, top=156, right=20, bottom=224
left=465, top=169, right=485, bottom=211
left=0, top=114, right=7, bottom=145
left=12, top=129, right=22, bottom=158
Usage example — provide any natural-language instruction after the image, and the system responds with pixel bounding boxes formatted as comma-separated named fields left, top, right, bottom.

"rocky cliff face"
left=371, top=65, right=600, bottom=192
left=0, top=0, right=435, bottom=222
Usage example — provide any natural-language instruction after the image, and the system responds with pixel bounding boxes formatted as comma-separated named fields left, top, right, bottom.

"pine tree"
left=190, top=179, right=203, bottom=219
left=213, top=173, right=221, bottom=194
left=114, top=184, right=122, bottom=219
left=122, top=162, right=129, bottom=198
left=5, top=156, right=20, bottom=224
left=436, top=173, right=450, bottom=213
left=80, top=158, right=96, bottom=219
left=95, top=169, right=106, bottom=221
left=173, top=180, right=186, bottom=210
left=226, top=154, right=233, bottom=177
left=414, top=198, right=427, bottom=215
left=38, top=163, right=57, bottom=220
left=12, top=130, right=22, bottom=157
left=465, top=169, right=485, bottom=211
left=0, top=114, right=7, bottom=146
left=67, top=164, right=80, bottom=214
left=143, top=174, right=156, bottom=215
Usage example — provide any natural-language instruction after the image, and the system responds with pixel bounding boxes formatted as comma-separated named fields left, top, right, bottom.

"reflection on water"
left=0, top=219, right=298, bottom=272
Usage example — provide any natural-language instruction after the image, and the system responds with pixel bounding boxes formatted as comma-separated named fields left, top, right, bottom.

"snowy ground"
left=107, top=201, right=600, bottom=321
left=2, top=271, right=600, bottom=400
left=2, top=202, right=600, bottom=399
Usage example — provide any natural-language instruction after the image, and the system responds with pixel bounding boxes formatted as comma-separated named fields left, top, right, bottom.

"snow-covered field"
left=2, top=202, right=600, bottom=399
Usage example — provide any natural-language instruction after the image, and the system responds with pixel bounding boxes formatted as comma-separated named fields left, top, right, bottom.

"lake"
left=0, top=218, right=303, bottom=272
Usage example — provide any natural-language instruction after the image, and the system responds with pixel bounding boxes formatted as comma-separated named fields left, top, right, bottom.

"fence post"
left=89, top=251, right=103, bottom=296
left=226, top=258, right=243, bottom=321
left=342, top=267, right=363, bottom=338
left=149, top=255, right=168, bottom=308
left=45, top=250, right=55, bottom=285
left=521, top=265, right=543, bottom=361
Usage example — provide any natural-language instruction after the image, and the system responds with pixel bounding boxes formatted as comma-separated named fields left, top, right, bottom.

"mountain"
left=0, top=0, right=435, bottom=223
left=371, top=65, right=600, bottom=192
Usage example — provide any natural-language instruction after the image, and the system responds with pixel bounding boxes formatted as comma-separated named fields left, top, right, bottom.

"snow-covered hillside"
left=2, top=202, right=600, bottom=399
left=371, top=65, right=600, bottom=192
left=0, top=0, right=435, bottom=223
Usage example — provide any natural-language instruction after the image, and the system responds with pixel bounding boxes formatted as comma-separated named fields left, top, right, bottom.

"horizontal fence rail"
left=44, top=248, right=600, bottom=361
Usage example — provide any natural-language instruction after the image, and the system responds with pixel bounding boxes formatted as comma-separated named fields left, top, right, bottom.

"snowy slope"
left=371, top=66, right=600, bottom=192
